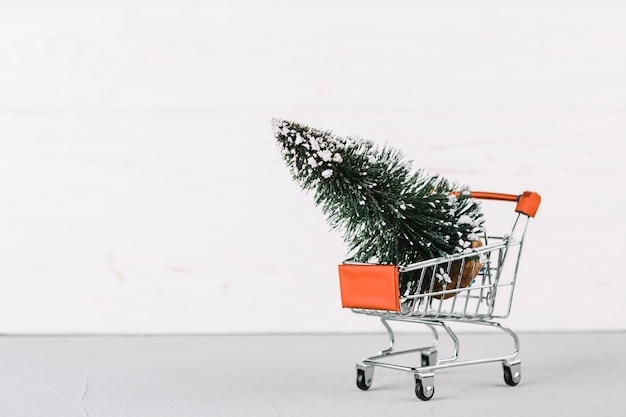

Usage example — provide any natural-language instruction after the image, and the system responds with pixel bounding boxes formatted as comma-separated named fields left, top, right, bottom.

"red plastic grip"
left=469, top=191, right=541, bottom=217
left=453, top=191, right=541, bottom=217
left=513, top=191, right=541, bottom=218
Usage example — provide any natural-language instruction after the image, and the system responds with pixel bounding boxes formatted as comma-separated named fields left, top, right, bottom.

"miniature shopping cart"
left=338, top=191, right=541, bottom=401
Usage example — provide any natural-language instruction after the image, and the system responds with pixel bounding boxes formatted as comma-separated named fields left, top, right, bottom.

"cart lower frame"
left=356, top=316, right=522, bottom=400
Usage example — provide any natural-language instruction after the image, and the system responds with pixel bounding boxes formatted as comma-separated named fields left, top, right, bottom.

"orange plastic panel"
left=338, top=264, right=400, bottom=311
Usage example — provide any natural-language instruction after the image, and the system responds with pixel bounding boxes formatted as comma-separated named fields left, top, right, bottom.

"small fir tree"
left=272, top=118, right=484, bottom=275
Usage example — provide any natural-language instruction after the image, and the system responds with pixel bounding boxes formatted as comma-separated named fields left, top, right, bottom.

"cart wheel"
left=503, top=362, right=521, bottom=386
left=356, top=368, right=373, bottom=390
left=421, top=350, right=437, bottom=367
left=414, top=375, right=435, bottom=401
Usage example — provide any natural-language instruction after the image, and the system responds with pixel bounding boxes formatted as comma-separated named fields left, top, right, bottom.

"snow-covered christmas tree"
left=272, top=118, right=484, bottom=292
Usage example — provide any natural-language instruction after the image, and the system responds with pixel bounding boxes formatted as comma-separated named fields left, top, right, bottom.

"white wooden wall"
left=1, top=0, right=624, bottom=334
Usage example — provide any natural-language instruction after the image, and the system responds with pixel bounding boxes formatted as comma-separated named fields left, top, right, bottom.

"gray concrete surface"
left=1, top=331, right=624, bottom=416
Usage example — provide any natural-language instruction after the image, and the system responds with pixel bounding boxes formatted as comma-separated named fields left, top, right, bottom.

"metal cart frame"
left=338, top=191, right=541, bottom=400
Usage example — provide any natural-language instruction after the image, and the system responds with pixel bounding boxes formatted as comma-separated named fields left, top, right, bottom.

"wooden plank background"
left=0, top=0, right=624, bottom=333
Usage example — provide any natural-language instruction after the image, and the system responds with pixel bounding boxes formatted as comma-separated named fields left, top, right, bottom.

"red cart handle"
left=474, top=191, right=541, bottom=218
left=454, top=191, right=541, bottom=218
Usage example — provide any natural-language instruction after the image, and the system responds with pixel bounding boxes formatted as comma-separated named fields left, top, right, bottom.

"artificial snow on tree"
left=272, top=118, right=484, bottom=295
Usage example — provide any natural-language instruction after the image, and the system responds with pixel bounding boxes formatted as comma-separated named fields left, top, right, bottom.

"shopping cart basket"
left=338, top=191, right=541, bottom=400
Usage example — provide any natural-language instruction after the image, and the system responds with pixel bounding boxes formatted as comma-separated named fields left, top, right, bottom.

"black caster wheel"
left=356, top=368, right=373, bottom=390
left=415, top=376, right=435, bottom=401
left=420, top=350, right=437, bottom=367
left=503, top=362, right=521, bottom=386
